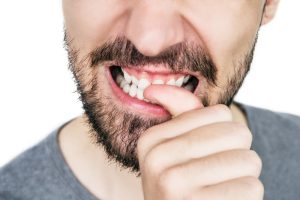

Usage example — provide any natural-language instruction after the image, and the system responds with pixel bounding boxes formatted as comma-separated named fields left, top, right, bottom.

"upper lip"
left=108, top=63, right=201, bottom=80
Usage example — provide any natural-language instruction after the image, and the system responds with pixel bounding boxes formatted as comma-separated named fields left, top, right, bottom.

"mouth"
left=106, top=65, right=200, bottom=116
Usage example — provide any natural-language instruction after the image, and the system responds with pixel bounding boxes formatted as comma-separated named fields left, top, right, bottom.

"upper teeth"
left=152, top=79, right=164, bottom=85
left=175, top=76, right=184, bottom=87
left=119, top=68, right=192, bottom=101
left=138, top=78, right=151, bottom=89
left=183, top=75, right=190, bottom=84
left=166, top=78, right=176, bottom=86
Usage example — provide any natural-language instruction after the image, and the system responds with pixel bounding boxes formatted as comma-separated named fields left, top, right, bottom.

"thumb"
left=144, top=85, right=204, bottom=117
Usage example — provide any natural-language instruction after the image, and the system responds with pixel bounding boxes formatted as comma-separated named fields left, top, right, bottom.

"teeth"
left=131, top=76, right=139, bottom=85
left=120, top=80, right=127, bottom=89
left=137, top=89, right=144, bottom=100
left=166, top=79, right=176, bottom=86
left=138, top=78, right=150, bottom=89
left=123, top=84, right=130, bottom=93
left=152, top=79, right=164, bottom=85
left=121, top=68, right=132, bottom=83
left=117, top=68, right=195, bottom=101
left=116, top=74, right=123, bottom=85
left=129, top=84, right=138, bottom=97
left=175, top=76, right=184, bottom=87
left=183, top=75, right=191, bottom=84
left=124, top=72, right=132, bottom=83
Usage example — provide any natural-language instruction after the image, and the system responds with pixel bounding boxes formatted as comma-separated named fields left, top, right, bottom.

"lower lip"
left=105, top=67, right=170, bottom=117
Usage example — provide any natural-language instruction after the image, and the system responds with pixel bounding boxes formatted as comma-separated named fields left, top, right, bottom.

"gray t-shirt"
left=1, top=103, right=300, bottom=200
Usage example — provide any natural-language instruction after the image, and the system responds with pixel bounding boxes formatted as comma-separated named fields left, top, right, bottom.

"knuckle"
left=213, top=104, right=233, bottom=120
left=143, top=150, right=161, bottom=175
left=243, top=177, right=264, bottom=198
left=143, top=147, right=165, bottom=175
left=137, top=127, right=158, bottom=157
left=232, top=122, right=253, bottom=148
left=158, top=167, right=181, bottom=197
left=217, top=122, right=253, bottom=149
left=247, top=150, right=263, bottom=176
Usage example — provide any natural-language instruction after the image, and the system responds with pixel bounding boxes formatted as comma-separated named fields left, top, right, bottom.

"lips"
left=106, top=65, right=200, bottom=116
left=110, top=66, right=199, bottom=101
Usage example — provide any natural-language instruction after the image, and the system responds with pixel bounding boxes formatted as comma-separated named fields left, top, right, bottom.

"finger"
left=191, top=177, right=264, bottom=200
left=159, top=149, right=262, bottom=192
left=143, top=122, right=252, bottom=173
left=138, top=105, right=232, bottom=165
left=144, top=84, right=203, bottom=117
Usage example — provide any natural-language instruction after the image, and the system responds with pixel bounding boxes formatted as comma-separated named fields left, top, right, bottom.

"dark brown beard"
left=64, top=34, right=257, bottom=174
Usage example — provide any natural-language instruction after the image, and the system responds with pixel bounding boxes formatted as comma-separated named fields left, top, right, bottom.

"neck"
left=58, top=103, right=247, bottom=200
left=59, top=116, right=144, bottom=200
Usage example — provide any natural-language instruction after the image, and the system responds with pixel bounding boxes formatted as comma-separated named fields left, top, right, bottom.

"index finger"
left=144, top=84, right=203, bottom=117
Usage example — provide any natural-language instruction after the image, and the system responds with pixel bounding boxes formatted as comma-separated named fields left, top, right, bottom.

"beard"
left=64, top=34, right=257, bottom=174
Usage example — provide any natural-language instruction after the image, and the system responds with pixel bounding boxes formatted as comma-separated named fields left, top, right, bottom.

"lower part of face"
left=65, top=35, right=257, bottom=173
left=63, top=0, right=263, bottom=174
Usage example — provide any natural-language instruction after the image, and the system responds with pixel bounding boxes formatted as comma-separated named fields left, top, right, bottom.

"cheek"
left=63, top=0, right=129, bottom=56
left=180, top=1, right=262, bottom=82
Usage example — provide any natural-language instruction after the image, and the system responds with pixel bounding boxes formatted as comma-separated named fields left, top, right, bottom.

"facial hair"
left=64, top=34, right=257, bottom=174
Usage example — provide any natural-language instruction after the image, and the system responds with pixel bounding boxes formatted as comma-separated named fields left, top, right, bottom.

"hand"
left=137, top=85, right=263, bottom=200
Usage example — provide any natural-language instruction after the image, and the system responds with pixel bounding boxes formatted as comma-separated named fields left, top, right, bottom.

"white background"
left=0, top=1, right=299, bottom=166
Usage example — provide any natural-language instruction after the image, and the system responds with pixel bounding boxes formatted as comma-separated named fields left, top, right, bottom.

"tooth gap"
left=110, top=65, right=123, bottom=81
left=183, top=76, right=199, bottom=92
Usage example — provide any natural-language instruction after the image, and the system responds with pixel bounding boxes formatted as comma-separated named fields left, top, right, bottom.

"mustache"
left=89, top=36, right=217, bottom=85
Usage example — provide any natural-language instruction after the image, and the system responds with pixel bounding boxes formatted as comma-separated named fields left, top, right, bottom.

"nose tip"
left=131, top=29, right=177, bottom=57
left=125, top=3, right=184, bottom=57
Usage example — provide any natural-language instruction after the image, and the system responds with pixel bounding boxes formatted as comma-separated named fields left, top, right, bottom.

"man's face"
left=63, top=0, right=267, bottom=172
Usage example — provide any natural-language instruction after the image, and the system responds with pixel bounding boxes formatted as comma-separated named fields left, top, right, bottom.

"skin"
left=60, top=0, right=280, bottom=199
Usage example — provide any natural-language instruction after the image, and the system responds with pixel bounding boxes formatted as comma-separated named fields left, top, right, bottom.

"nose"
left=125, top=1, right=184, bottom=57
